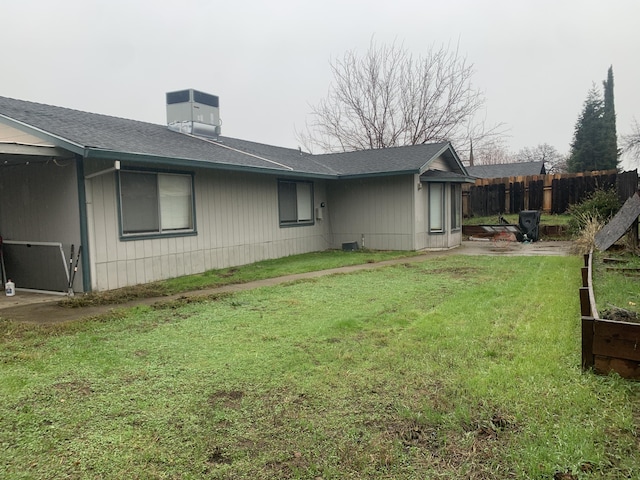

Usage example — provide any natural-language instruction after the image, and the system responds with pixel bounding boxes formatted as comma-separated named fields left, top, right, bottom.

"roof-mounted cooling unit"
left=166, top=89, right=221, bottom=138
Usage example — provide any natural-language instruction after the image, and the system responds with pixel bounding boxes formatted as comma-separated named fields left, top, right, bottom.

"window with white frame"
left=278, top=179, right=314, bottom=226
left=429, top=183, right=445, bottom=233
left=119, top=171, right=194, bottom=236
left=451, top=184, right=461, bottom=230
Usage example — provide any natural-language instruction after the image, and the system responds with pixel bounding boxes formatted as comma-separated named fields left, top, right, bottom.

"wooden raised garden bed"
left=581, top=252, right=640, bottom=379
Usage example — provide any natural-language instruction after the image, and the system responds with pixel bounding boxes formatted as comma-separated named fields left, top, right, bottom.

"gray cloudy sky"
left=3, top=0, right=639, bottom=169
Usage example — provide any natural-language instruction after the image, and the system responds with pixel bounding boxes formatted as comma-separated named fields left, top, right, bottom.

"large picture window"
left=119, top=171, right=194, bottom=237
left=451, top=184, right=461, bottom=230
left=278, top=180, right=314, bottom=226
left=429, top=183, right=445, bottom=233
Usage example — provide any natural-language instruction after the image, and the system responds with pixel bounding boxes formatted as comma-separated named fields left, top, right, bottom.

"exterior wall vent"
left=166, top=89, right=221, bottom=138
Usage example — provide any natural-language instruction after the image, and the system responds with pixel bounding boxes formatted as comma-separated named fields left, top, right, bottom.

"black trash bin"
left=518, top=210, right=541, bottom=242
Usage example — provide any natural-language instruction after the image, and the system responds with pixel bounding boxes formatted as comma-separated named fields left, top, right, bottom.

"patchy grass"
left=593, top=251, right=640, bottom=319
left=464, top=213, right=571, bottom=227
left=2, top=255, right=639, bottom=479
left=60, top=249, right=419, bottom=307
left=464, top=213, right=572, bottom=241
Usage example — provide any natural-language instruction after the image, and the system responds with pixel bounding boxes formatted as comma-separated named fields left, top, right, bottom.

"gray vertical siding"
left=0, top=155, right=464, bottom=292
left=416, top=182, right=462, bottom=250
left=86, top=166, right=331, bottom=291
left=0, top=158, right=83, bottom=290
left=327, top=175, right=416, bottom=250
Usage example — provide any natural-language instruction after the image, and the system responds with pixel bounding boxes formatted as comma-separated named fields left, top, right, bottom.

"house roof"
left=466, top=161, right=545, bottom=179
left=0, top=95, right=468, bottom=179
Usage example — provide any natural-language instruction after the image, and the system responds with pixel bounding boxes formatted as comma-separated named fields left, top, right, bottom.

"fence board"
left=617, top=169, right=639, bottom=201
left=464, top=169, right=634, bottom=217
left=528, top=179, right=544, bottom=210
left=510, top=182, right=525, bottom=212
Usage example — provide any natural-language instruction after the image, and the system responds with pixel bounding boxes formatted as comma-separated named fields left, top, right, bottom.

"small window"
left=429, top=183, right=445, bottom=233
left=119, top=171, right=194, bottom=237
left=451, top=184, right=461, bottom=230
left=278, top=180, right=314, bottom=226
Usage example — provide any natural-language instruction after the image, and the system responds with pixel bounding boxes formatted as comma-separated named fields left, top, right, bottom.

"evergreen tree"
left=567, top=87, right=605, bottom=173
left=602, top=65, right=619, bottom=167
left=568, top=68, right=619, bottom=173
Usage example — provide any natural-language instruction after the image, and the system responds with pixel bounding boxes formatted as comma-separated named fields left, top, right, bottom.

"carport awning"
left=0, top=142, right=68, bottom=157
left=420, top=169, right=475, bottom=183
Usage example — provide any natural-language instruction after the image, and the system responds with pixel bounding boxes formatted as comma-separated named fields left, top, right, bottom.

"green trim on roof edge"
left=84, top=148, right=339, bottom=179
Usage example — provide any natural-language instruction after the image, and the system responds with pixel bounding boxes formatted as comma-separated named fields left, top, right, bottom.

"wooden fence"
left=463, top=169, right=638, bottom=217
left=581, top=251, right=640, bottom=379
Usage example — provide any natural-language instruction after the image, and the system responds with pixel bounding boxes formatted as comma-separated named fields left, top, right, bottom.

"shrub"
left=567, top=188, right=621, bottom=235
left=571, top=214, right=604, bottom=254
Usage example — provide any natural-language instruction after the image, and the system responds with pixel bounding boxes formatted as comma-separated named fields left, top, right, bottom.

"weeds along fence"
left=581, top=251, right=640, bottom=379
left=463, top=169, right=638, bottom=217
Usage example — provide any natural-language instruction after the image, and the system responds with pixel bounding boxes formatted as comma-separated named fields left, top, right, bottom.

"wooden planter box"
left=581, top=253, right=640, bottom=379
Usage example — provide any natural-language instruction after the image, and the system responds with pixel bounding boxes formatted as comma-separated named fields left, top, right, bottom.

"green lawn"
left=464, top=213, right=571, bottom=226
left=2, top=254, right=639, bottom=479
left=61, top=249, right=421, bottom=307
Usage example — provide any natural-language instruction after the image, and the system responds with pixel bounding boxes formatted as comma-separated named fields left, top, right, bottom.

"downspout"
left=75, top=154, right=91, bottom=292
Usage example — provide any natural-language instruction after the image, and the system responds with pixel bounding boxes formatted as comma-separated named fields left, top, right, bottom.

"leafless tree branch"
left=622, top=118, right=640, bottom=160
left=297, top=39, right=505, bottom=155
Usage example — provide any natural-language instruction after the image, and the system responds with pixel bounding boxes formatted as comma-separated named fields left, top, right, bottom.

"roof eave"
left=420, top=175, right=476, bottom=183
left=84, top=148, right=338, bottom=179
left=0, top=143, right=70, bottom=157
left=336, top=169, right=420, bottom=180
left=0, top=113, right=85, bottom=155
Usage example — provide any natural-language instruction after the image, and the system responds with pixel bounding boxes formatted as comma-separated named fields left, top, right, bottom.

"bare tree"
left=516, top=143, right=568, bottom=173
left=298, top=40, right=504, bottom=153
left=471, top=137, right=514, bottom=165
left=622, top=118, right=640, bottom=162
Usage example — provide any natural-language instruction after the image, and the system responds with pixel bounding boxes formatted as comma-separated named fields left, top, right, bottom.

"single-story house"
left=0, top=90, right=473, bottom=294
left=466, top=161, right=546, bottom=179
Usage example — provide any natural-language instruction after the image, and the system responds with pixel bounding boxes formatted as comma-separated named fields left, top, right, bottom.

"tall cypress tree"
left=568, top=68, right=619, bottom=173
left=602, top=65, right=619, bottom=168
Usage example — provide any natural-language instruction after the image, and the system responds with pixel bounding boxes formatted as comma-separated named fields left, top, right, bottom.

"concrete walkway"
left=0, top=240, right=573, bottom=324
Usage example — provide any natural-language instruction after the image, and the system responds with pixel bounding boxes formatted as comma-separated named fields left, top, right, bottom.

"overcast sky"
left=3, top=0, right=639, bottom=170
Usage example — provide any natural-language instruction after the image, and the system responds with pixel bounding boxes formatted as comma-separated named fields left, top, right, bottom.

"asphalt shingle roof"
left=0, top=95, right=463, bottom=178
left=466, top=161, right=545, bottom=179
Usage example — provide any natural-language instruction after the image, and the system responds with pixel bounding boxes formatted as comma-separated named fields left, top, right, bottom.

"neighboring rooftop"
left=466, top=161, right=546, bottom=179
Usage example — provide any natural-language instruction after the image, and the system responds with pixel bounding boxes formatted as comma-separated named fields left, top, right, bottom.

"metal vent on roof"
left=166, top=89, right=221, bottom=138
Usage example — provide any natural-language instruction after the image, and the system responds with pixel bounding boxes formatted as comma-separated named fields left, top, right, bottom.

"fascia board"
left=420, top=175, right=476, bottom=183
left=0, top=143, right=69, bottom=157
left=335, top=169, right=420, bottom=180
